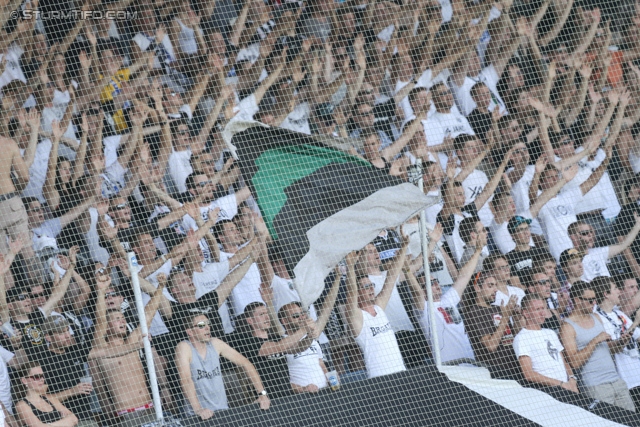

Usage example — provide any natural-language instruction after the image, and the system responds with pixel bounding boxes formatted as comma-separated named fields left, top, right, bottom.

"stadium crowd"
left=0, top=0, right=640, bottom=424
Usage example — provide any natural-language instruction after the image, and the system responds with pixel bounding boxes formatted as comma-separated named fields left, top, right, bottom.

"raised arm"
left=42, top=122, right=63, bottom=209
left=314, top=266, right=342, bottom=333
left=474, top=146, right=514, bottom=210
left=380, top=108, right=428, bottom=162
left=41, top=247, right=79, bottom=316
left=213, top=255, right=255, bottom=308
left=608, top=212, right=640, bottom=259
left=452, top=232, right=485, bottom=297
left=375, top=235, right=409, bottom=310
left=344, top=250, right=364, bottom=336
left=537, top=0, right=575, bottom=47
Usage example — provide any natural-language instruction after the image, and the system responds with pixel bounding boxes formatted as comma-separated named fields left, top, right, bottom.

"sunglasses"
left=26, top=374, right=45, bottom=381
left=197, top=180, right=211, bottom=188
left=192, top=321, right=210, bottom=329
left=361, top=283, right=374, bottom=290
left=105, top=292, right=120, bottom=298
left=578, top=296, right=596, bottom=304
left=114, top=203, right=128, bottom=210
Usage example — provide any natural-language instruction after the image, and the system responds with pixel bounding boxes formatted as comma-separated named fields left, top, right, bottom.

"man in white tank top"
left=344, top=237, right=409, bottom=379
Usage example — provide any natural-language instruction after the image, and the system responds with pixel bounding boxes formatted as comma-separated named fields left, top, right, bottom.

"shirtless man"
left=0, top=133, right=33, bottom=257
left=91, top=270, right=167, bottom=427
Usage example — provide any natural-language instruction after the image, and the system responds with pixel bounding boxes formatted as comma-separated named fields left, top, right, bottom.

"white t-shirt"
left=450, top=65, right=508, bottom=117
left=494, top=286, right=526, bottom=307
left=456, top=167, right=493, bottom=227
left=537, top=187, right=583, bottom=261
left=513, top=328, right=567, bottom=383
left=220, top=251, right=262, bottom=316
left=355, top=305, right=406, bottom=379
left=403, top=221, right=453, bottom=286
left=168, top=149, right=193, bottom=194
left=423, top=110, right=475, bottom=171
left=0, top=44, right=26, bottom=89
left=595, top=307, right=640, bottom=389
left=581, top=247, right=611, bottom=282
left=286, top=338, right=327, bottom=389
left=417, top=288, right=474, bottom=363
left=571, top=149, right=620, bottom=220
left=103, top=135, right=127, bottom=186
left=0, top=346, right=13, bottom=414
left=193, top=260, right=233, bottom=334
left=369, top=272, right=415, bottom=333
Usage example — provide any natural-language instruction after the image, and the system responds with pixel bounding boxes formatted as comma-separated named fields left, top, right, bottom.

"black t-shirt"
left=165, top=290, right=224, bottom=346
left=227, top=330, right=292, bottom=399
left=614, top=203, right=640, bottom=263
left=15, top=309, right=47, bottom=361
left=506, top=247, right=553, bottom=278
left=39, top=343, right=92, bottom=420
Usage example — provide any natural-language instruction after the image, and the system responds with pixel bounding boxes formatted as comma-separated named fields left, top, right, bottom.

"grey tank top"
left=564, top=315, right=619, bottom=387
left=185, top=341, right=228, bottom=415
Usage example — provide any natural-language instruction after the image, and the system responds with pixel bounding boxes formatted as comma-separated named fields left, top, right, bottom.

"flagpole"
left=415, top=159, right=441, bottom=368
left=126, top=252, right=164, bottom=424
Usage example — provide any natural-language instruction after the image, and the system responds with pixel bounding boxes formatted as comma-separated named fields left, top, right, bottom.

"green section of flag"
left=252, top=144, right=368, bottom=239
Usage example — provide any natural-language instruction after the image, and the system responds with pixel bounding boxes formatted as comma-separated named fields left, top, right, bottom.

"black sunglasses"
left=197, top=180, right=211, bottom=188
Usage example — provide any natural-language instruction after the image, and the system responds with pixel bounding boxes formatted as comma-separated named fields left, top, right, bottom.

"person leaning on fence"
left=175, top=313, right=270, bottom=420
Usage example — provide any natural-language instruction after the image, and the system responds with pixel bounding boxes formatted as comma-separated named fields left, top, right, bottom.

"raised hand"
left=562, top=163, right=579, bottom=182
left=534, top=154, right=548, bottom=174
left=345, top=250, right=359, bottom=268
left=95, top=266, right=111, bottom=291
left=501, top=294, right=518, bottom=318
left=428, top=222, right=443, bottom=243
left=51, top=120, right=64, bottom=142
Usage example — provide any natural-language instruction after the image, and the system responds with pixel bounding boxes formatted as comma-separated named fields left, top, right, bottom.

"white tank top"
left=355, top=305, right=406, bottom=378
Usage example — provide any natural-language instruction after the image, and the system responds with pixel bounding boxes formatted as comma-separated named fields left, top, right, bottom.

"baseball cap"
left=559, top=248, right=584, bottom=268
left=41, top=316, right=70, bottom=336
left=507, top=216, right=532, bottom=235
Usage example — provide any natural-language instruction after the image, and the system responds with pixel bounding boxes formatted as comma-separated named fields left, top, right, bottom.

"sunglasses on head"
left=192, top=321, right=210, bottom=329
